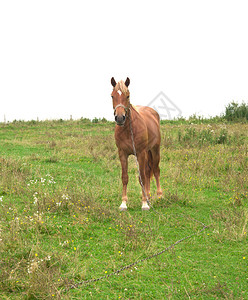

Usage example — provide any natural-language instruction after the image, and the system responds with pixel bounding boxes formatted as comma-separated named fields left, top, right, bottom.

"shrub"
left=91, top=117, right=99, bottom=123
left=224, top=101, right=248, bottom=121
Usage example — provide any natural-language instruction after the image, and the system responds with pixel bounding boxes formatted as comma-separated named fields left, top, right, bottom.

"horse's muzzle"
left=115, top=115, right=126, bottom=126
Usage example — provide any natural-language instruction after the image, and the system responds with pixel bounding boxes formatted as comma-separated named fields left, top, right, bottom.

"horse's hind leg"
left=145, top=150, right=153, bottom=198
left=118, top=150, right=128, bottom=211
left=137, top=150, right=150, bottom=210
left=151, top=145, right=163, bottom=198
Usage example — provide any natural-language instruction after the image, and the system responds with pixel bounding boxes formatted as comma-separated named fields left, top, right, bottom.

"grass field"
left=0, top=118, right=247, bottom=299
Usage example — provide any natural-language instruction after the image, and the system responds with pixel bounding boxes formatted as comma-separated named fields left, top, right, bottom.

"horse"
left=111, top=77, right=162, bottom=211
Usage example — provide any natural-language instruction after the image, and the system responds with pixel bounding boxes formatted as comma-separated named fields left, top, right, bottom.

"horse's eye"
left=127, top=95, right=129, bottom=99
left=111, top=95, right=113, bottom=98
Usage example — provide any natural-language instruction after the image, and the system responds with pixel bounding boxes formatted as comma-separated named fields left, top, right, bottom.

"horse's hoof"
left=142, top=207, right=150, bottom=211
left=157, top=191, right=163, bottom=198
left=119, top=202, right=127, bottom=211
left=119, top=207, right=127, bottom=211
left=142, top=203, right=150, bottom=211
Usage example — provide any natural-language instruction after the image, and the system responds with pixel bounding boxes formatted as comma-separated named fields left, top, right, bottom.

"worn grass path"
left=0, top=119, right=247, bottom=299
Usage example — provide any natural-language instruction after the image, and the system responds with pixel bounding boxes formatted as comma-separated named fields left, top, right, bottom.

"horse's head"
left=111, top=77, right=130, bottom=126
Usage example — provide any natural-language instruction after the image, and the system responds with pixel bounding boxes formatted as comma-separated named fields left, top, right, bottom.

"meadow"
left=0, top=118, right=247, bottom=299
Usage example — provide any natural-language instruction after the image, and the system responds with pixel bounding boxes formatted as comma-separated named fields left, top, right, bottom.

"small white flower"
left=62, top=194, right=69, bottom=200
left=60, top=240, right=69, bottom=247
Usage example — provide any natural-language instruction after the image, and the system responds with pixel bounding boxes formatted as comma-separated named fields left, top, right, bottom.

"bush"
left=80, top=117, right=91, bottom=123
left=224, top=102, right=248, bottom=121
left=91, top=117, right=99, bottom=123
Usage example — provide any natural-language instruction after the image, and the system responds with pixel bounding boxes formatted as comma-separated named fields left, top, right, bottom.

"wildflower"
left=27, top=259, right=39, bottom=274
left=62, top=194, right=69, bottom=200
left=60, top=240, right=69, bottom=247
left=47, top=174, right=56, bottom=184
left=33, top=192, right=38, bottom=204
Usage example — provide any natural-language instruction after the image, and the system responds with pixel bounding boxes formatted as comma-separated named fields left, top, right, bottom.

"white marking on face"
left=117, top=90, right=122, bottom=95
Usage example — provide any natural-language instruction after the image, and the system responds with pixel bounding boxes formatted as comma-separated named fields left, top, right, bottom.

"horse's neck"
left=129, top=104, right=139, bottom=120
left=128, top=105, right=136, bottom=127
left=126, top=104, right=141, bottom=132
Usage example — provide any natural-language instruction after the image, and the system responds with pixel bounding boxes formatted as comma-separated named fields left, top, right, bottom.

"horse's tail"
left=147, top=150, right=153, bottom=179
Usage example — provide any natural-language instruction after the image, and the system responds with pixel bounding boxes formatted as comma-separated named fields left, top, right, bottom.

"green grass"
left=0, top=119, right=247, bottom=299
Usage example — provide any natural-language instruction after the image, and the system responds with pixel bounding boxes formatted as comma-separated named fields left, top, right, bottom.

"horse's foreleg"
left=119, top=150, right=128, bottom=211
left=137, top=151, right=150, bottom=210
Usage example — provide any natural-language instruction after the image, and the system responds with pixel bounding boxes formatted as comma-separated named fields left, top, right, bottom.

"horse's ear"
left=111, top=77, right=116, bottom=87
left=125, top=77, right=130, bottom=87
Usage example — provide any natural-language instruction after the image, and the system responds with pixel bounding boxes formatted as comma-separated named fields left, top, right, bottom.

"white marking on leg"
left=142, top=202, right=150, bottom=211
left=119, top=201, right=127, bottom=211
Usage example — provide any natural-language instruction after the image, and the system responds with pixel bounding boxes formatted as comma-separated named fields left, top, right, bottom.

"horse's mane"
left=114, top=80, right=129, bottom=96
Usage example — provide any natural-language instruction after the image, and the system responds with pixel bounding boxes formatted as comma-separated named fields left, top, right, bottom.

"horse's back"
left=134, top=105, right=160, bottom=123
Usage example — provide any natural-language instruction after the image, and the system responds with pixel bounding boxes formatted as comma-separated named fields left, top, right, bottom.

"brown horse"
left=111, top=77, right=162, bottom=210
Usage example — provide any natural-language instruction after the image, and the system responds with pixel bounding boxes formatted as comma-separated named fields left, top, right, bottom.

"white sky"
left=1, top=0, right=248, bottom=122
